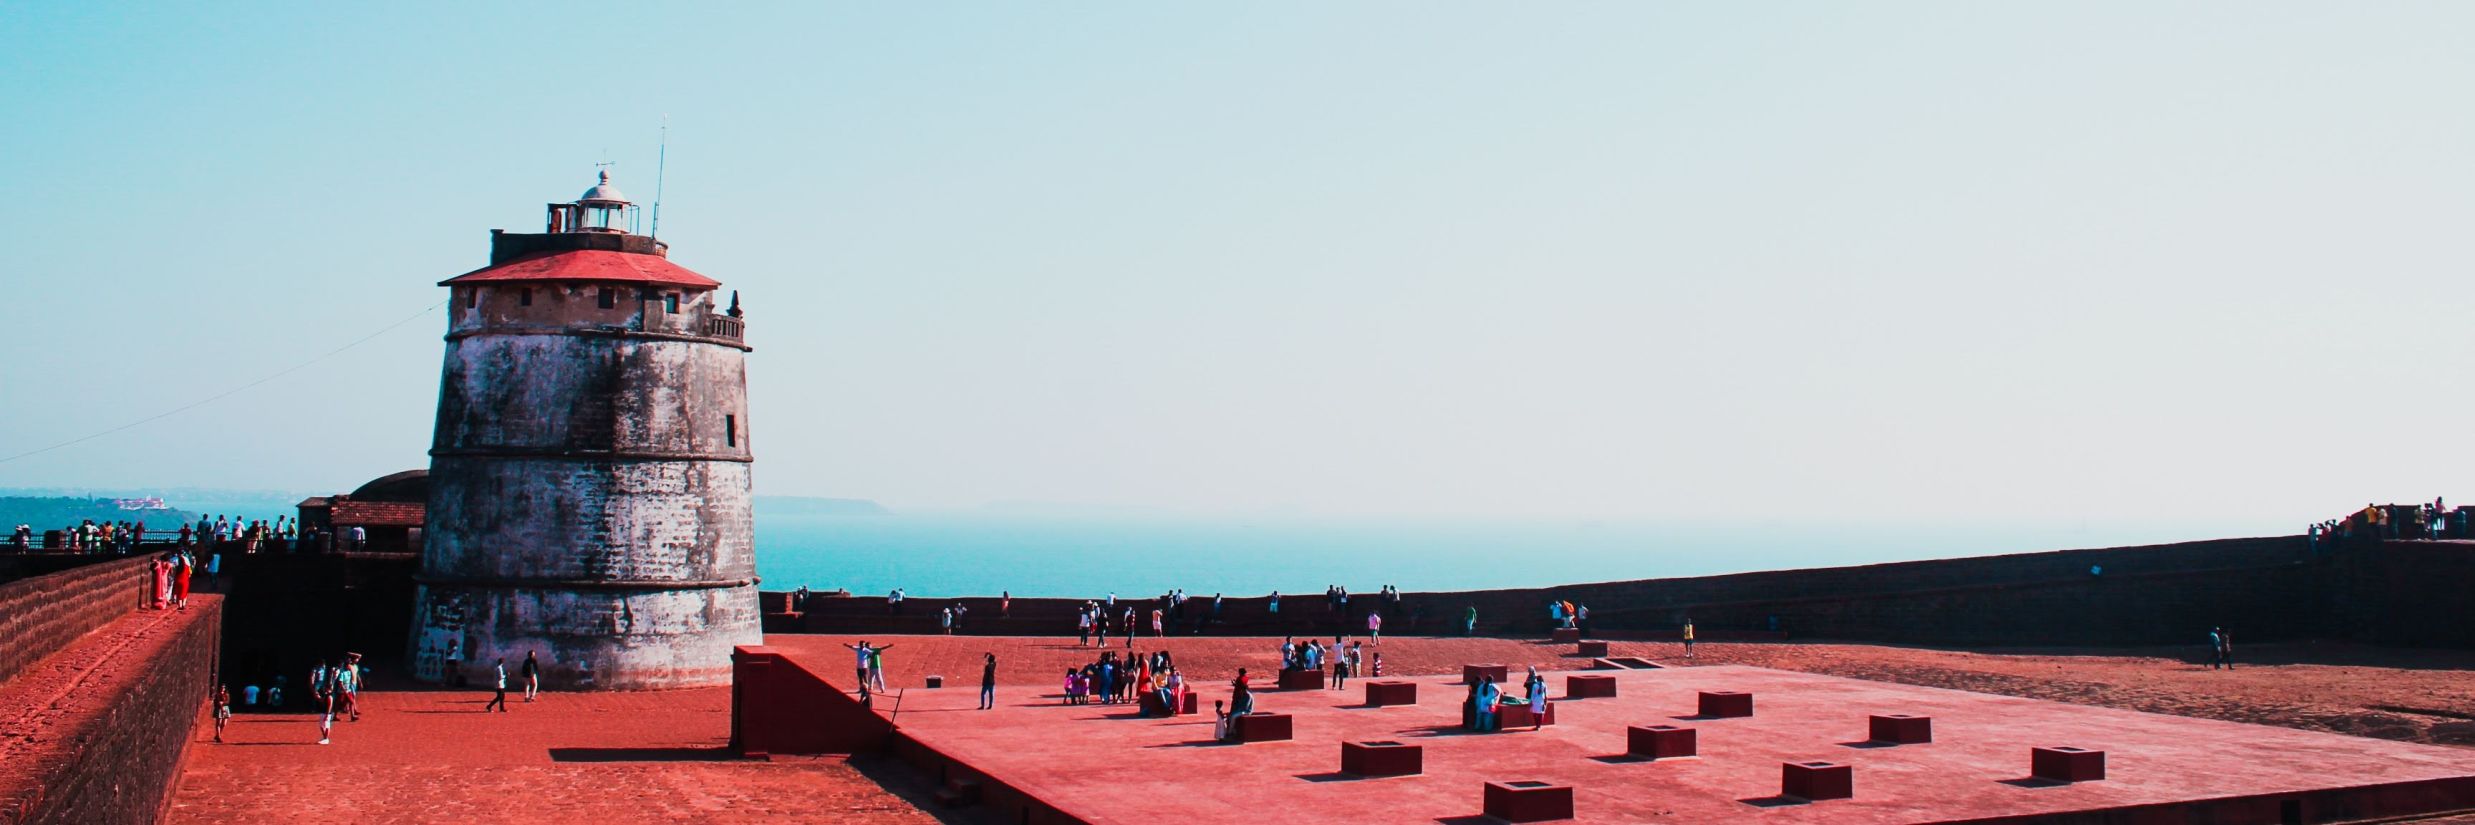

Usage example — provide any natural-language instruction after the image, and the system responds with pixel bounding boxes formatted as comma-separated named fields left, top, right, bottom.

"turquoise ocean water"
left=750, top=513, right=2259, bottom=599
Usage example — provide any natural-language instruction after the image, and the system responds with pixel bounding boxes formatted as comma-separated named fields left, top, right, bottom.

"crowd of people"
left=2311, top=498, right=2470, bottom=549
left=7, top=512, right=362, bottom=560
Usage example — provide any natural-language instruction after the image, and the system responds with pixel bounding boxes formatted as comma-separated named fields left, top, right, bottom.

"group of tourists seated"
left=1275, top=635, right=1374, bottom=687
left=1062, top=650, right=1186, bottom=717
left=1461, top=667, right=1550, bottom=732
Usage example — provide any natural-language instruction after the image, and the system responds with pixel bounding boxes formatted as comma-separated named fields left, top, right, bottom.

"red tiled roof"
left=329, top=500, right=425, bottom=528
left=438, top=249, right=720, bottom=289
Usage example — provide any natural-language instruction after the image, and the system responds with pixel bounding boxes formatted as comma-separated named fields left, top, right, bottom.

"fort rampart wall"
left=778, top=536, right=2475, bottom=650
left=0, top=556, right=148, bottom=685
left=0, top=561, right=219, bottom=825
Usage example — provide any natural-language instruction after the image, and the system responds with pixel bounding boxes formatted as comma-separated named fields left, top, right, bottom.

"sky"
left=1, top=3, right=2470, bottom=529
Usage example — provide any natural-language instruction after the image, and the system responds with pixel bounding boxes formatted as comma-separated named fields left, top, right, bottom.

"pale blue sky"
left=3, top=3, right=2469, bottom=529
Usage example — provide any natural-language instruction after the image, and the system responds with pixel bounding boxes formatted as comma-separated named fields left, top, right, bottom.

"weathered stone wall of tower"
left=412, top=279, right=757, bottom=690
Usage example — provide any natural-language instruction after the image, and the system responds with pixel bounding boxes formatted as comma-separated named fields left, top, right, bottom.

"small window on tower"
left=664, top=293, right=681, bottom=313
left=519, top=288, right=533, bottom=307
left=464, top=288, right=478, bottom=309
left=725, top=414, right=737, bottom=447
left=597, top=288, right=616, bottom=309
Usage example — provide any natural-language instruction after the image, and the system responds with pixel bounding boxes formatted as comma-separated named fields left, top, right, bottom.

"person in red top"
left=172, top=551, right=194, bottom=610
left=1230, top=668, right=1255, bottom=715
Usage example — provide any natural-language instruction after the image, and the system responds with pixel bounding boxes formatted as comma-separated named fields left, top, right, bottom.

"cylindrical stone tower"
left=408, top=171, right=759, bottom=690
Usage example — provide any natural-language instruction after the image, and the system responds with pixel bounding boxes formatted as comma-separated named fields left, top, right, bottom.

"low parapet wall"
left=0, top=556, right=148, bottom=686
left=774, top=536, right=2332, bottom=647
left=0, top=598, right=221, bottom=825
left=729, top=645, right=892, bottom=756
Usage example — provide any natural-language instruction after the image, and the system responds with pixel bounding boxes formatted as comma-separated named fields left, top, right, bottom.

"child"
left=1063, top=669, right=1082, bottom=705
left=1213, top=700, right=1234, bottom=742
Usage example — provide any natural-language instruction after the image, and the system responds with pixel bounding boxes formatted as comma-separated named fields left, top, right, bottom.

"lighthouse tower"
left=409, top=171, right=759, bottom=690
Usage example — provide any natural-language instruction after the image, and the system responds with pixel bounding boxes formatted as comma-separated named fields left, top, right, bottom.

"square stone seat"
left=1496, top=701, right=1556, bottom=728
left=1627, top=725, right=1697, bottom=760
left=1549, top=628, right=1582, bottom=643
left=1782, top=761, right=1853, bottom=800
left=1364, top=680, right=1418, bottom=706
left=1278, top=669, right=1325, bottom=690
left=1698, top=691, right=1752, bottom=718
left=1341, top=740, right=1422, bottom=777
left=1463, top=664, right=1509, bottom=685
left=2032, top=747, right=2106, bottom=782
left=1576, top=640, right=1609, bottom=657
left=1483, top=780, right=1574, bottom=822
left=1139, top=691, right=1198, bottom=717
left=1868, top=714, right=1932, bottom=744
left=1565, top=674, right=1617, bottom=699
left=1235, top=712, right=1293, bottom=742
left=1182, top=691, right=1198, bottom=715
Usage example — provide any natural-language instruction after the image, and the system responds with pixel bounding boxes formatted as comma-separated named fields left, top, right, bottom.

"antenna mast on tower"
left=651, top=116, right=668, bottom=240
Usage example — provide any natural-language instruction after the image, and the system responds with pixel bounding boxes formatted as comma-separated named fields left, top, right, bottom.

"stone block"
left=1550, top=628, right=1582, bottom=643
left=1698, top=691, right=1752, bottom=718
left=1576, top=640, right=1609, bottom=657
left=1627, top=725, right=1697, bottom=759
left=1497, top=701, right=1555, bottom=728
left=1182, top=691, right=1199, bottom=715
left=1782, top=761, right=1853, bottom=800
left=1341, top=740, right=1422, bottom=777
left=1463, top=664, right=1509, bottom=685
left=1868, top=714, right=1932, bottom=744
left=1236, top=712, right=1292, bottom=742
left=1483, top=780, right=1575, bottom=822
left=2032, top=747, right=2105, bottom=782
left=1565, top=674, right=1616, bottom=699
left=1278, top=669, right=1324, bottom=690
left=1365, top=680, right=1418, bottom=706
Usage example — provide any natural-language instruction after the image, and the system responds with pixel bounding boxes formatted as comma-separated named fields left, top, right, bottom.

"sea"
left=750, top=513, right=2263, bottom=599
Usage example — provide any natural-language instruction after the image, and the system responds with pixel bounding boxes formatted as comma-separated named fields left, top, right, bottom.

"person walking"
left=521, top=650, right=541, bottom=701
left=1366, top=610, right=1382, bottom=641
left=1682, top=619, right=1696, bottom=659
left=1463, top=605, right=1478, bottom=636
left=211, top=684, right=232, bottom=743
left=484, top=658, right=510, bottom=712
left=979, top=653, right=998, bottom=710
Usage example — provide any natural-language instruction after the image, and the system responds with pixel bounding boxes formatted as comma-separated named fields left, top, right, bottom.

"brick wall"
left=0, top=557, right=149, bottom=686
left=1, top=601, right=221, bottom=825
left=2332, top=541, right=2475, bottom=648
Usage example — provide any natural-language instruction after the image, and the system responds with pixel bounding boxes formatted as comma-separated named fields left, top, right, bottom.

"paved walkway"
left=164, top=681, right=936, bottom=825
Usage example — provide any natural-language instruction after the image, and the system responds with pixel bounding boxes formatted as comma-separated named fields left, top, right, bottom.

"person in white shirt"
left=483, top=659, right=509, bottom=712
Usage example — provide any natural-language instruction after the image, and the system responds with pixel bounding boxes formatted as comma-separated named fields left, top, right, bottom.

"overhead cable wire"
left=0, top=299, right=449, bottom=464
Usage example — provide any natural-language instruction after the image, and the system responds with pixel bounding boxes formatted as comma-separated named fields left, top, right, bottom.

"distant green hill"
left=0, top=497, right=198, bottom=534
left=753, top=496, right=891, bottom=516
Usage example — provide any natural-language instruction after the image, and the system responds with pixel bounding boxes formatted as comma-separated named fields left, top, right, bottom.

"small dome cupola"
left=545, top=169, right=640, bottom=235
